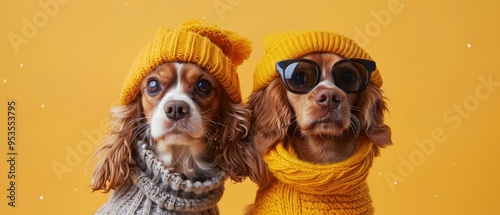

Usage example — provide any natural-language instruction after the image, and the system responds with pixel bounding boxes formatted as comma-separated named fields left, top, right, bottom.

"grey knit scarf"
left=95, top=142, right=227, bottom=215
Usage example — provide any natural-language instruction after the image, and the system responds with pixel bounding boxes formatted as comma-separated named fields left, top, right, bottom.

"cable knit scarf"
left=253, top=141, right=379, bottom=215
left=95, top=143, right=227, bottom=215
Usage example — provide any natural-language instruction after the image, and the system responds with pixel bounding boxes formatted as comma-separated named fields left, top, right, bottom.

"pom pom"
left=180, top=19, right=251, bottom=66
left=225, top=30, right=252, bottom=66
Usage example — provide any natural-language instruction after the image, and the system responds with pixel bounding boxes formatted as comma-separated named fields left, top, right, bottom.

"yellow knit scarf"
left=253, top=141, right=379, bottom=215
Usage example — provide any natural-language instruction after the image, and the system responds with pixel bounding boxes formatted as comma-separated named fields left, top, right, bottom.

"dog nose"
left=164, top=100, right=190, bottom=121
left=314, top=88, right=342, bottom=110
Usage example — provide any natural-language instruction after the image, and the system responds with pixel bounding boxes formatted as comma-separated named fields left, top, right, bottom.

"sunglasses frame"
left=276, top=58, right=376, bottom=94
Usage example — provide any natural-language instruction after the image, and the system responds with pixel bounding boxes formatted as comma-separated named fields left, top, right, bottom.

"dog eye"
left=340, top=70, right=357, bottom=85
left=291, top=71, right=308, bottom=87
left=146, top=79, right=161, bottom=95
left=196, top=80, right=212, bottom=95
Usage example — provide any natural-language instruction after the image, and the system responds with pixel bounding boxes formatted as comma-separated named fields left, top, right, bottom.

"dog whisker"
left=131, top=123, right=150, bottom=142
left=290, top=119, right=302, bottom=139
left=204, top=116, right=226, bottom=129
left=349, top=114, right=361, bottom=139
left=202, top=118, right=221, bottom=137
left=120, top=115, right=147, bottom=134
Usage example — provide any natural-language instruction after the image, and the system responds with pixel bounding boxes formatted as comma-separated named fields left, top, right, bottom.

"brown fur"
left=247, top=53, right=392, bottom=188
left=91, top=62, right=262, bottom=193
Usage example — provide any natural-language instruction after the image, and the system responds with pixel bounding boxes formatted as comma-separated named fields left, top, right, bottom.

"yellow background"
left=1, top=0, right=499, bottom=214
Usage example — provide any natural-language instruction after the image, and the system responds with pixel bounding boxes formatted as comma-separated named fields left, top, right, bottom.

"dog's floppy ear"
left=356, top=83, right=392, bottom=148
left=243, top=78, right=292, bottom=187
left=247, top=78, right=293, bottom=155
left=215, top=98, right=268, bottom=183
left=90, top=100, right=143, bottom=192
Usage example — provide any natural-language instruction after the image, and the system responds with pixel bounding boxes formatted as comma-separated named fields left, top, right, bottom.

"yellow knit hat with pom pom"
left=120, top=19, right=251, bottom=105
left=253, top=30, right=382, bottom=92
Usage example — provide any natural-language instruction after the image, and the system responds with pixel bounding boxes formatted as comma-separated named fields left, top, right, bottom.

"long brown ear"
left=244, top=78, right=292, bottom=188
left=214, top=97, right=268, bottom=183
left=247, top=78, right=293, bottom=155
left=356, top=83, right=392, bottom=148
left=90, top=100, right=143, bottom=192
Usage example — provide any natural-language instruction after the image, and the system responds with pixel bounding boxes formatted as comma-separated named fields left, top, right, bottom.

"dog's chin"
left=152, top=127, right=205, bottom=146
left=295, top=100, right=352, bottom=137
left=299, top=118, right=350, bottom=137
left=158, top=132, right=202, bottom=144
left=152, top=131, right=208, bottom=160
left=150, top=119, right=205, bottom=141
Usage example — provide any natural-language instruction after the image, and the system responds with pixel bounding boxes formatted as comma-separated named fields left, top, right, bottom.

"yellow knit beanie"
left=253, top=30, right=382, bottom=92
left=120, top=19, right=252, bottom=105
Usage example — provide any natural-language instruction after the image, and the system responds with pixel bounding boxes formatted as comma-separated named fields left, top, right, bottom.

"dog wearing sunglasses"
left=246, top=38, right=392, bottom=214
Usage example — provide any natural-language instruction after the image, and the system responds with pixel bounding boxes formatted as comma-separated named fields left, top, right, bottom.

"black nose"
left=314, top=88, right=342, bottom=110
left=164, top=100, right=190, bottom=121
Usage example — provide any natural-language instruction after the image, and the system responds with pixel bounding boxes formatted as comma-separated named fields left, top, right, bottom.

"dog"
left=250, top=53, right=392, bottom=163
left=90, top=20, right=261, bottom=214
left=90, top=62, right=259, bottom=214
left=247, top=44, right=392, bottom=214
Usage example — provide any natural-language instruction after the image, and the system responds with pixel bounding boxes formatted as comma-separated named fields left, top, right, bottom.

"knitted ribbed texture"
left=95, top=143, right=226, bottom=215
left=252, top=30, right=382, bottom=92
left=120, top=19, right=251, bottom=105
left=252, top=142, right=379, bottom=215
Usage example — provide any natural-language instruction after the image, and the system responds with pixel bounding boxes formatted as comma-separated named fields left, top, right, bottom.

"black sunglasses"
left=276, top=58, right=376, bottom=94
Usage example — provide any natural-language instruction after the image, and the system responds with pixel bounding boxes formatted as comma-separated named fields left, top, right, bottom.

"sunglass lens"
left=333, top=61, right=368, bottom=93
left=283, top=61, right=318, bottom=93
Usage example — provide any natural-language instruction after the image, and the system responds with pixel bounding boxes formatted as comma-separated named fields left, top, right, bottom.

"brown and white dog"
left=92, top=62, right=256, bottom=186
left=91, top=62, right=262, bottom=214
left=90, top=20, right=261, bottom=214
left=246, top=51, right=392, bottom=214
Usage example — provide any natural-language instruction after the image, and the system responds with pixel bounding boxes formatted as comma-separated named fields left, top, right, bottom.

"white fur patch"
left=149, top=63, right=204, bottom=143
